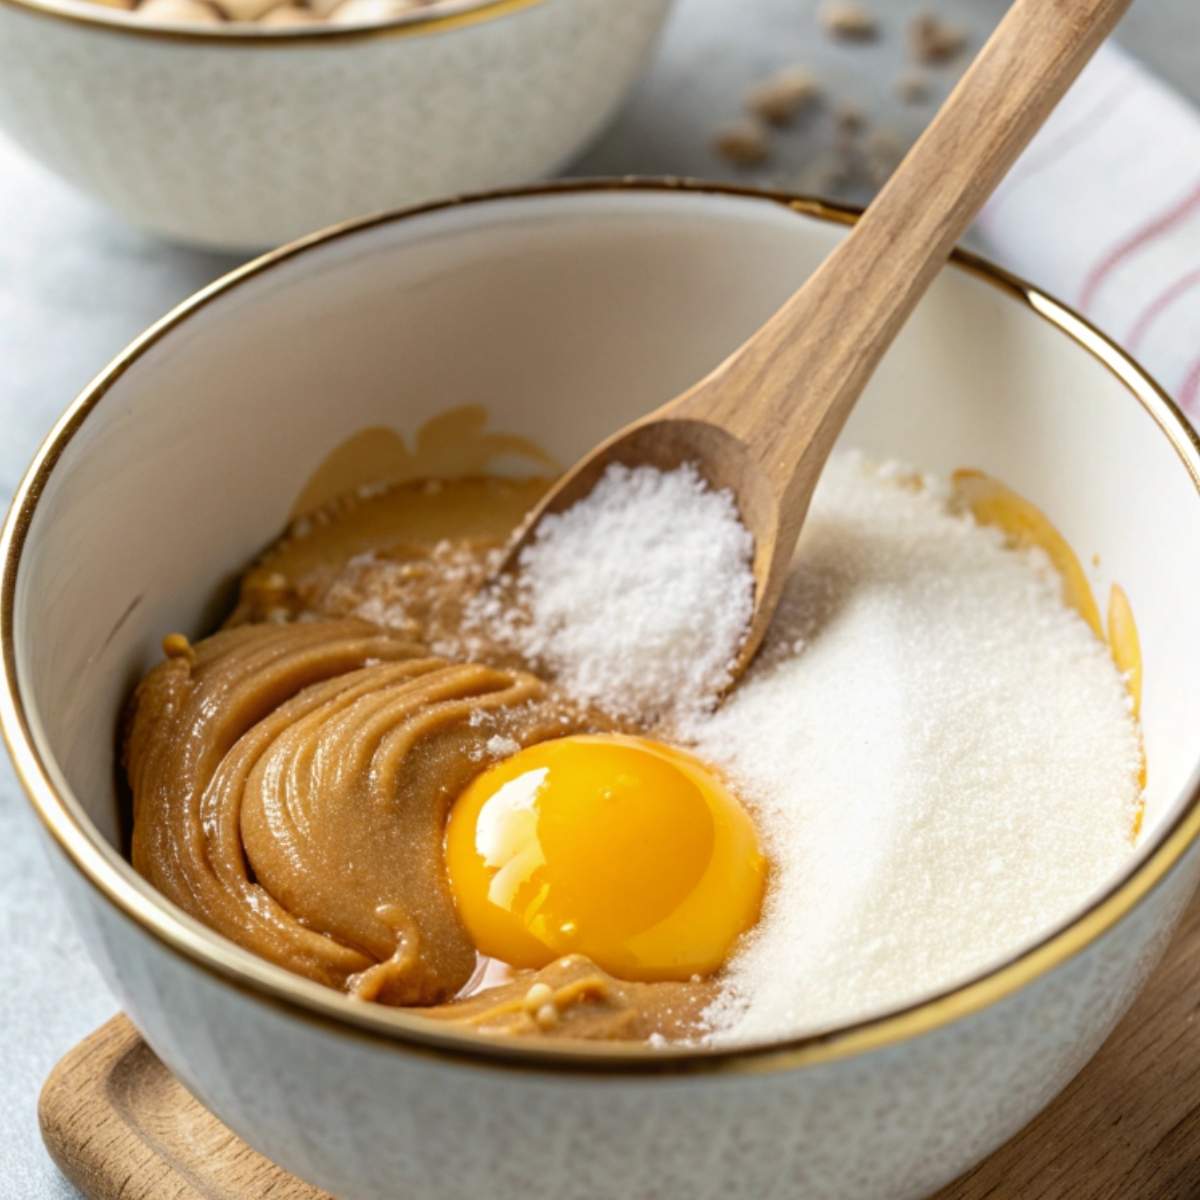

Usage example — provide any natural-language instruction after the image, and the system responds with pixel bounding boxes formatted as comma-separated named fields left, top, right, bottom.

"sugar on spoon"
left=500, top=0, right=1130, bottom=684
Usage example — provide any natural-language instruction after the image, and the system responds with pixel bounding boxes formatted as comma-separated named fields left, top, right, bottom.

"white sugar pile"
left=465, top=450, right=1141, bottom=1043
left=682, top=454, right=1143, bottom=1044
left=482, top=462, right=754, bottom=723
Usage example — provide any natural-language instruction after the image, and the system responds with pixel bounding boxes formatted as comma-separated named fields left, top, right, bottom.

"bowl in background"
left=4, top=180, right=1200, bottom=1200
left=0, top=0, right=672, bottom=250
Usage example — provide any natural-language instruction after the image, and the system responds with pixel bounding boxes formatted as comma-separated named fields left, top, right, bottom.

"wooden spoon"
left=502, top=0, right=1130, bottom=681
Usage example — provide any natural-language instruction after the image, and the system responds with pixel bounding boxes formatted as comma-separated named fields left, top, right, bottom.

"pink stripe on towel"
left=1078, top=180, right=1200, bottom=311
left=1126, top=267, right=1200, bottom=351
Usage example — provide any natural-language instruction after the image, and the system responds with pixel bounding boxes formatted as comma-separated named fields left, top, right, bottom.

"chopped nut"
left=327, top=0, right=418, bottom=23
left=135, top=0, right=221, bottom=22
left=820, top=1, right=878, bottom=42
left=910, top=11, right=968, bottom=64
left=213, top=0, right=275, bottom=18
left=895, top=69, right=932, bottom=104
left=744, top=67, right=821, bottom=127
left=712, top=118, right=770, bottom=168
left=523, top=982, right=553, bottom=1013
left=108, top=0, right=432, bottom=26
left=258, top=4, right=321, bottom=25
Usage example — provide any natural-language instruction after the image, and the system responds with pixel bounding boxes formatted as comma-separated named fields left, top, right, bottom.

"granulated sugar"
left=487, top=462, right=754, bottom=723
left=456, top=452, right=1141, bottom=1041
left=682, top=454, right=1142, bottom=1043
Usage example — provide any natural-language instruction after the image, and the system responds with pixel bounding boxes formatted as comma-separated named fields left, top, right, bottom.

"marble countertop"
left=1, top=0, right=1194, bottom=1194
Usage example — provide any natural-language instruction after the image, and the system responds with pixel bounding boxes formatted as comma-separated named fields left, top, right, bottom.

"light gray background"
left=1, top=1, right=1195, bottom=1194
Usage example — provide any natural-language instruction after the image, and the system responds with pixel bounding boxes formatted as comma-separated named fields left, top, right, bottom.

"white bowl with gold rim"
left=4, top=180, right=1200, bottom=1200
left=0, top=0, right=671, bottom=251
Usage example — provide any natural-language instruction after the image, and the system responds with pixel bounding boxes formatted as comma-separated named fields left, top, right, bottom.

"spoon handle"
left=677, top=0, right=1130, bottom=506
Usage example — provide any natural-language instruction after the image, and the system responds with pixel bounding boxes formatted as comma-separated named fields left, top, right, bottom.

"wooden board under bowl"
left=39, top=890, right=1200, bottom=1200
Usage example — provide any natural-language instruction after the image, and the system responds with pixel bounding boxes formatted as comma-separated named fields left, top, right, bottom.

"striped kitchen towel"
left=975, top=41, right=1200, bottom=419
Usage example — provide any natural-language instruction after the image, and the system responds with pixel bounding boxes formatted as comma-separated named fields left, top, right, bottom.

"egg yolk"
left=444, top=734, right=766, bottom=983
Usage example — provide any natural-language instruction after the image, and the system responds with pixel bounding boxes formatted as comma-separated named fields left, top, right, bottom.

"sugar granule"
left=484, top=462, right=754, bottom=723
left=683, top=454, right=1143, bottom=1044
left=485, top=734, right=520, bottom=759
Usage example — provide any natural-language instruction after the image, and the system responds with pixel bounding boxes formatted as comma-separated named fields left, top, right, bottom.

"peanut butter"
left=125, top=477, right=713, bottom=1042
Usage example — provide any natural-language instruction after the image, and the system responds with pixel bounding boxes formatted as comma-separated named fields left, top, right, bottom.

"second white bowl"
left=0, top=0, right=672, bottom=250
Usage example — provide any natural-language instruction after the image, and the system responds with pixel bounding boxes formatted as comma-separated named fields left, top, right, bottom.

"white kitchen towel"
left=976, top=41, right=1200, bottom=419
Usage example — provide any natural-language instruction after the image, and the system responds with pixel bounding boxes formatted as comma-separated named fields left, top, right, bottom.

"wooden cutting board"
left=40, top=891, right=1200, bottom=1200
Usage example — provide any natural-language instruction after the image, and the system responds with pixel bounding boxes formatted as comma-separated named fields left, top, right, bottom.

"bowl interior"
left=12, top=185, right=1200, bottom=1013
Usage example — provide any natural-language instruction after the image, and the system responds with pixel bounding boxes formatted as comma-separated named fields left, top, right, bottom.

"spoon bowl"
left=502, top=415, right=783, bottom=679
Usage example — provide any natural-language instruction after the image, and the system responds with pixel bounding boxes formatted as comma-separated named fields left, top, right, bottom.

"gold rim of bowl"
left=0, top=0, right=542, bottom=46
left=3, top=178, right=1199, bottom=1077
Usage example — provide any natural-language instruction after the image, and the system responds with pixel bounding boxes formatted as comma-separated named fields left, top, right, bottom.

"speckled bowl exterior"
left=5, top=183, right=1200, bottom=1200
left=0, top=0, right=671, bottom=250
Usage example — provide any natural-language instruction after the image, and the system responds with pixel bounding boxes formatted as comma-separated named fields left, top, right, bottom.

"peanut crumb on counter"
left=744, top=67, right=822, bottom=127
left=819, top=1, right=878, bottom=42
left=712, top=119, right=771, bottom=167
left=910, top=10, right=969, bottom=64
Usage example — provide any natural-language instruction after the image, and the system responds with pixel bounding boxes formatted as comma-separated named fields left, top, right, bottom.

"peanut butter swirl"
left=128, top=618, right=576, bottom=1004
left=126, top=477, right=717, bottom=1041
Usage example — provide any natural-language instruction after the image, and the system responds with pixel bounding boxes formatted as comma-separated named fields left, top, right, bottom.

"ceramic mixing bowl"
left=0, top=0, right=671, bottom=250
left=4, top=181, right=1200, bottom=1200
